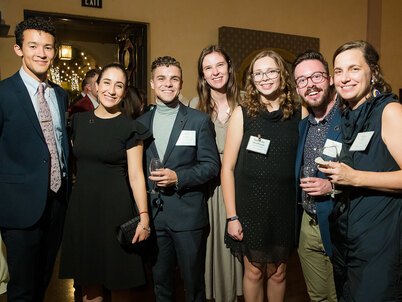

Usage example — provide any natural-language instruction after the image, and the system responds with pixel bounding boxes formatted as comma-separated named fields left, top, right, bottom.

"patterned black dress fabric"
left=225, top=106, right=299, bottom=267
left=331, top=93, right=402, bottom=301
left=60, top=111, right=151, bottom=290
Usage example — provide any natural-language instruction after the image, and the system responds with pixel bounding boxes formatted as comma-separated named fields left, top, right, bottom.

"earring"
left=371, top=78, right=374, bottom=84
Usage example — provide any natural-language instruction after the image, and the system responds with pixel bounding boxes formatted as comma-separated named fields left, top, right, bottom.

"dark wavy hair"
left=243, top=50, right=297, bottom=119
left=333, top=40, right=392, bottom=94
left=196, top=45, right=239, bottom=118
left=151, top=56, right=182, bottom=79
left=121, top=86, right=146, bottom=119
left=15, top=17, right=56, bottom=47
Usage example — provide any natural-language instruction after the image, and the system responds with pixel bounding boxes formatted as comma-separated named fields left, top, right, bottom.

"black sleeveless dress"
left=60, top=111, right=151, bottom=290
left=225, top=106, right=299, bottom=266
left=331, top=93, right=402, bottom=301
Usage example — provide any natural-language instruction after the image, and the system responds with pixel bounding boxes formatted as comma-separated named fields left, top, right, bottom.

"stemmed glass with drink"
left=149, top=158, right=163, bottom=194
left=301, top=165, right=317, bottom=213
left=315, top=145, right=342, bottom=194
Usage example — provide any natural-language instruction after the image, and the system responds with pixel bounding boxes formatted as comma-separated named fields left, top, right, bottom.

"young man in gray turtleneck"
left=137, top=56, right=220, bottom=302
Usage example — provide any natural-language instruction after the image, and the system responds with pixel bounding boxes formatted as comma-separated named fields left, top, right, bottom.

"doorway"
left=24, top=10, right=148, bottom=100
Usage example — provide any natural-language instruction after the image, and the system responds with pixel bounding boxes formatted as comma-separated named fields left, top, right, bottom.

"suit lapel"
left=12, top=73, right=46, bottom=143
left=143, top=109, right=159, bottom=159
left=326, top=108, right=342, bottom=142
left=162, top=104, right=188, bottom=165
left=295, top=117, right=309, bottom=178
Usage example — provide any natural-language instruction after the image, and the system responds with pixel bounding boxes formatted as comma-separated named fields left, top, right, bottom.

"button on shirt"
left=19, top=67, right=65, bottom=172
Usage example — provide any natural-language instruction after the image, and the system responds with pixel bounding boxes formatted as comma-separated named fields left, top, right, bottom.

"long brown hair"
left=196, top=45, right=239, bottom=117
left=243, top=49, right=297, bottom=119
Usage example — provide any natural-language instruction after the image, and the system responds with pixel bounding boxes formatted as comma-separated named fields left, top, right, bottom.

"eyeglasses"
left=295, top=72, right=328, bottom=89
left=252, top=69, right=280, bottom=82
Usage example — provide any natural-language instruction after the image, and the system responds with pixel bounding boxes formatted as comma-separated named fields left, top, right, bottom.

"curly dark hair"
left=196, top=45, right=239, bottom=118
left=243, top=49, right=298, bottom=120
left=15, top=17, right=56, bottom=47
left=151, top=56, right=182, bottom=78
left=333, top=40, right=392, bottom=94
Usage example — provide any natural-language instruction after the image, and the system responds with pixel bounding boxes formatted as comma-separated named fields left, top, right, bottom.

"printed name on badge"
left=176, top=130, right=196, bottom=146
left=246, top=135, right=270, bottom=155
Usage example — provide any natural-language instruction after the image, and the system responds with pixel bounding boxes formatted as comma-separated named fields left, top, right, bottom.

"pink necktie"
left=37, top=83, right=61, bottom=193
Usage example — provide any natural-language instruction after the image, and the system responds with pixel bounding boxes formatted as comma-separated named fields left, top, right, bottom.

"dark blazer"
left=68, top=95, right=95, bottom=116
left=0, top=72, right=70, bottom=229
left=137, top=103, right=220, bottom=231
left=295, top=106, right=342, bottom=257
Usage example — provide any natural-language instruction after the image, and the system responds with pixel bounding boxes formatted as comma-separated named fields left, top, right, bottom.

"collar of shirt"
left=87, top=93, right=98, bottom=108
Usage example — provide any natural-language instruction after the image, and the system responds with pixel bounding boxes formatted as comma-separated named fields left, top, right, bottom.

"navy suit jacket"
left=137, top=103, right=220, bottom=231
left=0, top=72, right=70, bottom=229
left=295, top=106, right=342, bottom=256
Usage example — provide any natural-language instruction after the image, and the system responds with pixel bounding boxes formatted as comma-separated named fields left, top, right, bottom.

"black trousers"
left=152, top=226, right=208, bottom=302
left=1, top=189, right=67, bottom=302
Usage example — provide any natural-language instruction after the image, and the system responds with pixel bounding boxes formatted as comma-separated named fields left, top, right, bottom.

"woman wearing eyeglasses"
left=221, top=50, right=300, bottom=302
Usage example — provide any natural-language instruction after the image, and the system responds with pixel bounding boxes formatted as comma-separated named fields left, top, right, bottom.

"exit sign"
left=81, top=0, right=102, bottom=8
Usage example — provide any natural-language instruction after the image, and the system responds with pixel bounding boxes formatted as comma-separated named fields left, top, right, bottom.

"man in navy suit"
left=0, top=17, right=69, bottom=301
left=137, top=56, right=220, bottom=302
left=293, top=50, right=341, bottom=302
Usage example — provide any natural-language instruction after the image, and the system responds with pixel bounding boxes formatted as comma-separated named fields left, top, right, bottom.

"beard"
left=303, top=85, right=331, bottom=111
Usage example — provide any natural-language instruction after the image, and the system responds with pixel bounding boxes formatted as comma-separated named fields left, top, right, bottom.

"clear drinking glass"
left=149, top=158, right=163, bottom=194
left=318, top=145, right=342, bottom=194
left=301, top=165, right=317, bottom=213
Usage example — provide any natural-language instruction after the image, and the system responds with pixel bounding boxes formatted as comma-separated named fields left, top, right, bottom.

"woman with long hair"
left=319, top=40, right=402, bottom=301
left=222, top=49, right=300, bottom=302
left=192, top=45, right=243, bottom=302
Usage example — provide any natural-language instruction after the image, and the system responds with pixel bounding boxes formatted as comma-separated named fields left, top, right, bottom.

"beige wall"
left=381, top=0, right=402, bottom=94
left=0, top=0, right=400, bottom=97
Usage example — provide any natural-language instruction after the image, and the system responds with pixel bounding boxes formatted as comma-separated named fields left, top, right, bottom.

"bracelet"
left=226, top=215, right=239, bottom=221
left=138, top=222, right=151, bottom=234
left=139, top=211, right=148, bottom=215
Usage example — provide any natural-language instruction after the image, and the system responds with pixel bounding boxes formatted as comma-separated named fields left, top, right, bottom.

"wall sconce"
left=59, top=44, right=72, bottom=60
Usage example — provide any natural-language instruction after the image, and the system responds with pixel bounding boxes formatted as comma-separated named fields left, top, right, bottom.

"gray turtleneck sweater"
left=153, top=99, right=180, bottom=160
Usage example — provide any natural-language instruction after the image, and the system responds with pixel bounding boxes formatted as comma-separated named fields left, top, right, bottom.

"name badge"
left=349, top=131, right=374, bottom=151
left=246, top=135, right=270, bottom=155
left=176, top=130, right=196, bottom=146
left=323, top=139, right=342, bottom=157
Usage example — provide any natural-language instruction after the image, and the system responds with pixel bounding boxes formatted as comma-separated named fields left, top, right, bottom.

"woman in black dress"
left=319, top=41, right=402, bottom=301
left=221, top=50, right=300, bottom=302
left=60, top=63, right=151, bottom=301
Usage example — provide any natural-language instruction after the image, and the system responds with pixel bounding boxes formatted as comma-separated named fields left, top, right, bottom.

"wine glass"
left=317, top=145, right=342, bottom=194
left=301, top=165, right=317, bottom=213
left=149, top=158, right=163, bottom=194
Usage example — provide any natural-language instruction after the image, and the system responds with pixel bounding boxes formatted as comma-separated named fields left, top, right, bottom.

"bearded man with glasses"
left=293, top=50, right=341, bottom=302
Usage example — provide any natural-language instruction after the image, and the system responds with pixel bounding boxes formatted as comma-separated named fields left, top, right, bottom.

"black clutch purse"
left=116, top=216, right=141, bottom=246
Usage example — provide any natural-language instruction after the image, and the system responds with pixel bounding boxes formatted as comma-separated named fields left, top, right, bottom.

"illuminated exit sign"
left=81, top=0, right=102, bottom=8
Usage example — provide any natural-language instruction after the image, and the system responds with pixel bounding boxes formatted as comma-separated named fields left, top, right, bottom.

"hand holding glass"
left=149, top=158, right=163, bottom=194
left=316, top=145, right=342, bottom=194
